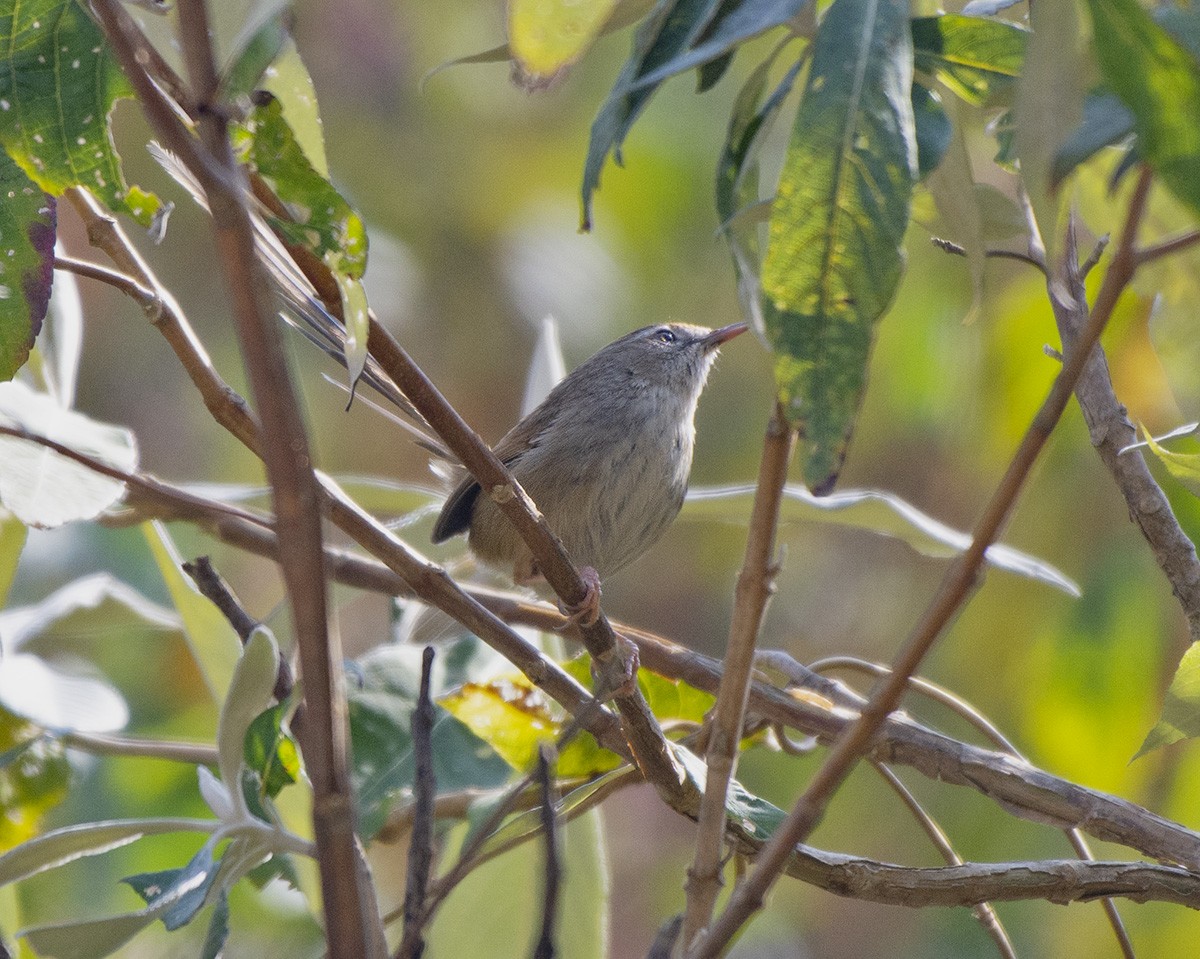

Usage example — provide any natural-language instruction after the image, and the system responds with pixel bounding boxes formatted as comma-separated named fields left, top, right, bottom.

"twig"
left=687, top=165, right=1159, bottom=959
left=182, top=556, right=297, bottom=707
left=397, top=648, right=437, bottom=959
left=532, top=743, right=561, bottom=959
left=930, top=236, right=1047, bottom=274
left=1135, top=228, right=1200, bottom=266
left=871, top=763, right=1015, bottom=959
left=647, top=915, right=683, bottom=959
left=683, top=406, right=794, bottom=945
left=53, top=255, right=156, bottom=306
left=61, top=730, right=219, bottom=765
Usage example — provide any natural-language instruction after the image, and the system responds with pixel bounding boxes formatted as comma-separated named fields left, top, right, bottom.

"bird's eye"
left=656, top=328, right=676, bottom=344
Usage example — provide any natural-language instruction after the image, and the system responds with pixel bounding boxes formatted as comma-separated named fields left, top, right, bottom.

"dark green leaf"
left=582, top=0, right=726, bottom=228
left=122, top=842, right=217, bottom=932
left=199, top=893, right=229, bottom=959
left=696, top=48, right=734, bottom=91
left=911, top=83, right=951, bottom=177
left=347, top=640, right=510, bottom=840
left=245, top=852, right=299, bottom=890
left=0, top=153, right=53, bottom=382
left=1086, top=0, right=1200, bottom=217
left=0, top=0, right=163, bottom=227
left=761, top=0, right=916, bottom=490
left=911, top=14, right=1028, bottom=107
left=1050, top=89, right=1134, bottom=186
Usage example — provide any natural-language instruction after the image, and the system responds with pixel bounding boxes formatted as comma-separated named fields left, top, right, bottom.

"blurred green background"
left=10, top=0, right=1200, bottom=956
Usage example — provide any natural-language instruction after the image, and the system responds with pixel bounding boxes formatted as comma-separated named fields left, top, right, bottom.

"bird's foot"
left=558, top=566, right=603, bottom=628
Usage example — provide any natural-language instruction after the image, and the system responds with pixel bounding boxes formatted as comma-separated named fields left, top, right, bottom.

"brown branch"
left=1136, top=228, right=1200, bottom=266
left=532, top=743, right=561, bottom=959
left=397, top=648, right=437, bottom=959
left=53, top=255, right=156, bottom=305
left=930, top=236, right=1048, bottom=274
left=688, top=165, right=1160, bottom=959
left=683, top=406, right=794, bottom=945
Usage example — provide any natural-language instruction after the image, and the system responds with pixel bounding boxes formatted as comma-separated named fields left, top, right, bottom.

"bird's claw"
left=558, top=566, right=602, bottom=628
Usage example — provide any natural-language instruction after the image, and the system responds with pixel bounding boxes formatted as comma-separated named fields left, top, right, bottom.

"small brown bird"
left=432, top=321, right=747, bottom=621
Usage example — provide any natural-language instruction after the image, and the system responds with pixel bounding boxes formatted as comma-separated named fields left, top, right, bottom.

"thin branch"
left=1135, top=228, right=1200, bottom=266
left=61, top=730, right=218, bottom=765
left=871, top=763, right=1016, bottom=959
left=683, top=406, right=794, bottom=945
left=53, top=255, right=156, bottom=306
left=532, top=743, right=561, bottom=959
left=397, top=648, right=437, bottom=959
left=930, top=236, right=1048, bottom=274
left=688, top=165, right=1159, bottom=959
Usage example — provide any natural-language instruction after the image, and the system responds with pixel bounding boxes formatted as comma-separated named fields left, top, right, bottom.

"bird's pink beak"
left=702, top=321, right=749, bottom=350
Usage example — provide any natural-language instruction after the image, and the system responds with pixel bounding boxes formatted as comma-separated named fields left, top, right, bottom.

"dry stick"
left=92, top=1, right=376, bottom=954
left=683, top=406, right=795, bottom=945
left=870, top=763, right=1016, bottom=959
left=398, top=647, right=437, bottom=959
left=357, top=319, right=682, bottom=798
left=689, top=168, right=1157, bottom=959
left=532, top=743, right=561, bottom=959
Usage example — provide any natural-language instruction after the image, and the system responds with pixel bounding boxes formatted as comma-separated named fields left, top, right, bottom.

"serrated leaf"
left=0, top=153, right=53, bottom=382
left=122, top=841, right=217, bottom=931
left=911, top=14, right=1028, bottom=107
left=1086, top=0, right=1200, bottom=218
left=1136, top=641, right=1200, bottom=758
left=683, top=484, right=1080, bottom=595
left=0, top=0, right=163, bottom=227
left=0, top=381, right=137, bottom=527
left=509, top=0, right=620, bottom=81
left=1142, top=431, right=1200, bottom=498
left=217, top=629, right=279, bottom=812
left=0, top=818, right=210, bottom=887
left=761, top=0, right=916, bottom=490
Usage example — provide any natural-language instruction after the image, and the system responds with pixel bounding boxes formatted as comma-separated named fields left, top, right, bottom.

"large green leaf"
left=1085, top=0, right=1200, bottom=217
left=0, top=152, right=53, bottom=382
left=0, top=0, right=162, bottom=228
left=761, top=0, right=916, bottom=490
left=910, top=14, right=1028, bottom=107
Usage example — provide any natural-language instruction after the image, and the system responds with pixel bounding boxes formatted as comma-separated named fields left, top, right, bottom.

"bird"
left=431, top=321, right=748, bottom=623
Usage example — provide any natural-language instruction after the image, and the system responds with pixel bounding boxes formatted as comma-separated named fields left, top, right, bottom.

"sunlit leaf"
left=0, top=710, right=69, bottom=850
left=1142, top=431, right=1200, bottom=498
left=260, top=40, right=328, bottom=177
left=0, top=512, right=25, bottom=606
left=0, top=0, right=163, bottom=228
left=217, top=629, right=279, bottom=810
left=509, top=0, right=620, bottom=82
left=910, top=14, right=1027, bottom=107
left=245, top=703, right=300, bottom=799
left=0, top=152, right=53, bottom=382
left=761, top=0, right=916, bottom=490
left=683, top=484, right=1080, bottom=595
left=0, top=381, right=137, bottom=527
left=561, top=653, right=713, bottom=727
left=1086, top=0, right=1200, bottom=217
left=1136, top=641, right=1200, bottom=757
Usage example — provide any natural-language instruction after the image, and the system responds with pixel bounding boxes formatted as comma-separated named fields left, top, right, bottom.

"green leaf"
left=910, top=14, right=1028, bottom=107
left=0, top=818, right=212, bottom=887
left=260, top=40, right=328, bottom=177
left=509, top=0, right=621, bottom=82
left=1136, top=641, right=1200, bottom=757
left=0, top=153, right=53, bottom=382
left=1086, top=0, right=1200, bottom=217
left=143, top=521, right=242, bottom=703
left=581, top=0, right=725, bottom=228
left=0, top=381, right=137, bottom=527
left=1051, top=89, right=1135, bottom=186
left=1141, top=431, right=1200, bottom=498
left=219, top=12, right=291, bottom=104
left=244, top=703, right=300, bottom=799
left=199, top=893, right=229, bottom=959
left=348, top=640, right=511, bottom=840
left=217, top=629, right=279, bottom=809
left=761, top=0, right=916, bottom=490
left=910, top=83, right=951, bottom=178
left=0, top=0, right=164, bottom=228
left=122, top=841, right=217, bottom=931
left=683, top=484, right=1080, bottom=595
left=560, top=654, right=714, bottom=726
left=0, top=511, right=26, bottom=606
left=21, top=911, right=156, bottom=959
left=0, top=710, right=68, bottom=850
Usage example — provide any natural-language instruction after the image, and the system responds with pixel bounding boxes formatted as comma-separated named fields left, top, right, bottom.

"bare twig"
left=931, top=236, right=1048, bottom=274
left=1135, top=228, right=1200, bottom=266
left=532, top=743, right=561, bottom=959
left=53, top=255, right=156, bottom=306
left=683, top=406, right=794, bottom=945
left=689, top=166, right=1159, bottom=959
left=397, top=648, right=437, bottom=959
